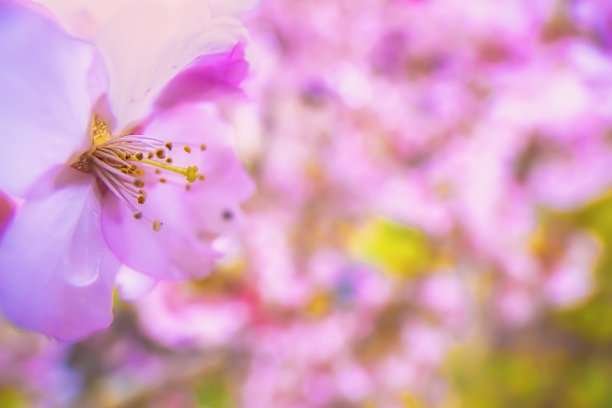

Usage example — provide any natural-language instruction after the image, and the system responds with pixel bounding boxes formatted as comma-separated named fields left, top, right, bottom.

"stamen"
left=82, top=116, right=201, bottom=229
left=136, top=157, right=198, bottom=183
left=93, top=167, right=138, bottom=213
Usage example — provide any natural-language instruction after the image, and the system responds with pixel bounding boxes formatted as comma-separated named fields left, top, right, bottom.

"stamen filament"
left=93, top=167, right=139, bottom=213
left=91, top=156, right=133, bottom=181
left=136, top=158, right=198, bottom=183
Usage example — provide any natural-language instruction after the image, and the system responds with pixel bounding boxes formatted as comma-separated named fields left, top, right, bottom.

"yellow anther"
left=165, top=142, right=173, bottom=151
left=91, top=115, right=112, bottom=145
left=138, top=158, right=198, bottom=183
left=200, top=143, right=207, bottom=151
left=155, top=149, right=165, bottom=159
left=184, top=145, right=191, bottom=153
left=137, top=195, right=146, bottom=204
left=152, top=220, right=162, bottom=232
left=133, top=212, right=143, bottom=219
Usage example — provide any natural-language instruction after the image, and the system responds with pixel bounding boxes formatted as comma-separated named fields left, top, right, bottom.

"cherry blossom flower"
left=0, top=0, right=253, bottom=340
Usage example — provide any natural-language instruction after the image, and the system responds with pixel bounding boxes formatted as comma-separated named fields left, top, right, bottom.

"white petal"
left=206, top=0, right=259, bottom=16
left=95, top=0, right=247, bottom=131
left=115, top=265, right=158, bottom=301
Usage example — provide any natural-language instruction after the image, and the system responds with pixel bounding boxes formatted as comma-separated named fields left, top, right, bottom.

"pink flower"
left=0, top=1, right=253, bottom=340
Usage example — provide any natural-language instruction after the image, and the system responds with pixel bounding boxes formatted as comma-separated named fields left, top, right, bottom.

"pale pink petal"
left=0, top=168, right=120, bottom=341
left=101, top=190, right=217, bottom=281
left=154, top=43, right=248, bottom=111
left=35, top=0, right=129, bottom=40
left=36, top=0, right=256, bottom=40
left=95, top=0, right=247, bottom=131
left=115, top=265, right=158, bottom=301
left=0, top=2, right=105, bottom=196
left=143, top=104, right=255, bottom=235
left=207, top=0, right=259, bottom=16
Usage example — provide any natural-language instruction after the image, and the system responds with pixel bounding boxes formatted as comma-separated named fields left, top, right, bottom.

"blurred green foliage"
left=0, top=388, right=27, bottom=408
left=448, top=191, right=612, bottom=408
left=349, top=217, right=433, bottom=277
left=557, top=191, right=612, bottom=340
left=193, top=374, right=236, bottom=408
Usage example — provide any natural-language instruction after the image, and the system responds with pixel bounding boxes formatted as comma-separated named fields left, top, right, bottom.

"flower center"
left=71, top=115, right=206, bottom=231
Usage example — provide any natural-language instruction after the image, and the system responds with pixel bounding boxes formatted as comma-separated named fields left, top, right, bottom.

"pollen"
left=152, top=220, right=162, bottom=232
left=91, top=115, right=112, bottom=145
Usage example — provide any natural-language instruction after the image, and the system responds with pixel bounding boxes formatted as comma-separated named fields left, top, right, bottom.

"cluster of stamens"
left=71, top=116, right=207, bottom=231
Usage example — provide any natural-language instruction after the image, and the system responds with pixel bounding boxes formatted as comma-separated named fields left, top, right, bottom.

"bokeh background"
left=3, top=0, right=612, bottom=407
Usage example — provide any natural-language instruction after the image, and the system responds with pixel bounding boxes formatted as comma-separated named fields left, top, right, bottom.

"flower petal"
left=141, top=104, right=255, bottom=235
left=207, top=0, right=259, bottom=16
left=0, top=168, right=120, bottom=341
left=0, top=2, right=105, bottom=197
left=115, top=265, right=158, bottom=301
left=101, top=104, right=253, bottom=280
left=154, top=43, right=248, bottom=111
left=101, top=191, right=218, bottom=281
left=95, top=0, right=247, bottom=131
left=35, top=0, right=129, bottom=40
